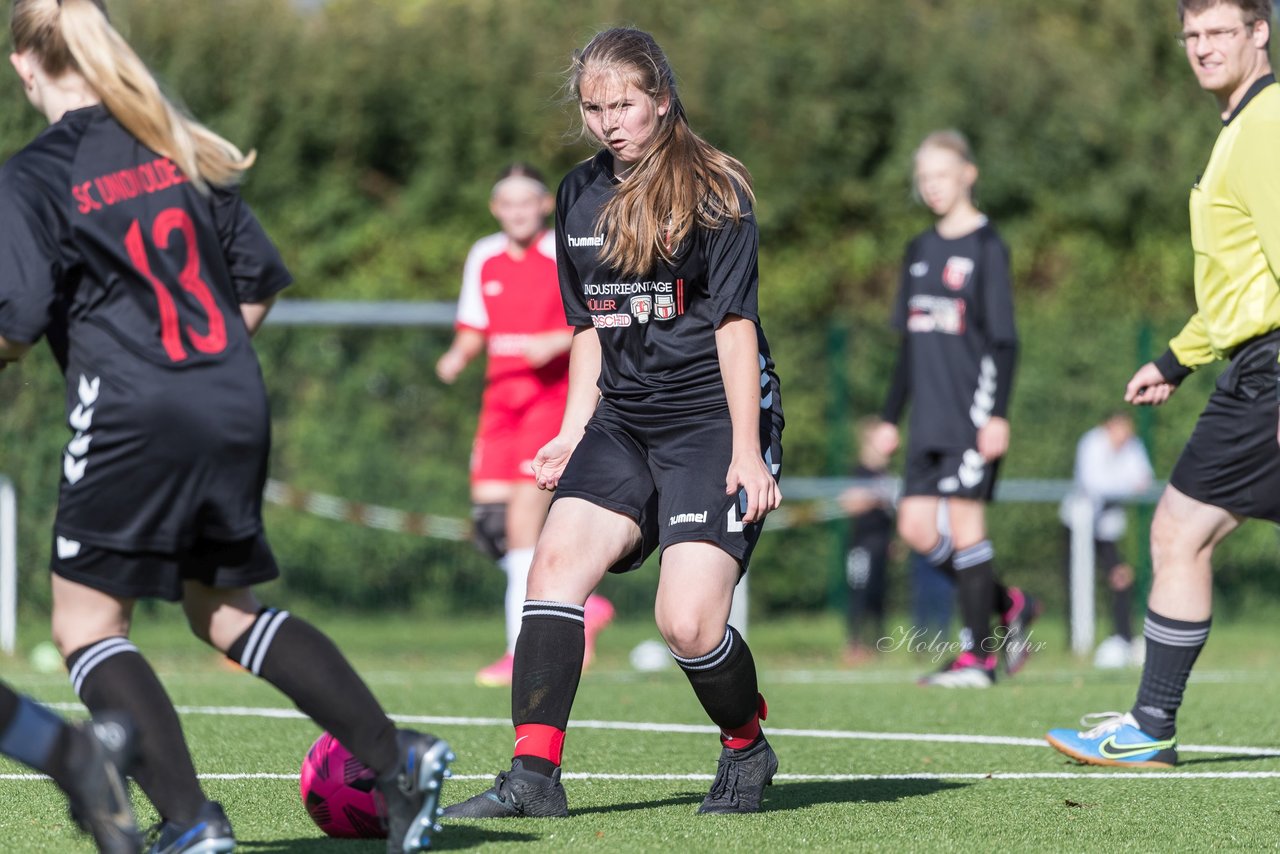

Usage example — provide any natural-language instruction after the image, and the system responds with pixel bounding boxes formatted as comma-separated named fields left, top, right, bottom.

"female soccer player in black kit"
left=0, top=2, right=451, bottom=852
left=446, top=27, right=785, bottom=817
left=871, top=131, right=1037, bottom=688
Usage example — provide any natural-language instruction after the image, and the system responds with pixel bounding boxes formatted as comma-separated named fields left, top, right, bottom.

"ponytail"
left=11, top=0, right=254, bottom=192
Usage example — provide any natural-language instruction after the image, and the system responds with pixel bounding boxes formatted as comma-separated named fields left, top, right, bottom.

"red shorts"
left=471, top=377, right=568, bottom=483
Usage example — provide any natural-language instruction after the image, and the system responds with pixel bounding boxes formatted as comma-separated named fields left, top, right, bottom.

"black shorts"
left=552, top=401, right=784, bottom=573
left=902, top=445, right=1000, bottom=502
left=1169, top=332, right=1280, bottom=523
left=50, top=532, right=280, bottom=602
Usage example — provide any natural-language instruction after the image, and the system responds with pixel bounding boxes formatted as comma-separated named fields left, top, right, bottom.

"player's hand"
left=869, top=421, right=899, bottom=458
left=1125, top=362, right=1175, bottom=406
left=523, top=333, right=569, bottom=369
left=435, top=350, right=466, bottom=384
left=977, top=416, right=1010, bottom=462
left=532, top=434, right=578, bottom=491
left=726, top=453, right=781, bottom=525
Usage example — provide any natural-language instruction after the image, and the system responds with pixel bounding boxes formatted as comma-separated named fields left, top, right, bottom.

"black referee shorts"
left=902, top=444, right=1001, bottom=502
left=1169, top=332, right=1280, bottom=523
left=552, top=401, right=784, bottom=573
left=50, top=532, right=280, bottom=602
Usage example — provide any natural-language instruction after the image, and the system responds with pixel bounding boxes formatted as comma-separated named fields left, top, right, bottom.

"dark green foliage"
left=2, top=0, right=1276, bottom=617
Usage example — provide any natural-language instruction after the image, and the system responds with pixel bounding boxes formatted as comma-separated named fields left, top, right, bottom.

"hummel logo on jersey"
left=669, top=511, right=707, bottom=526
left=910, top=261, right=929, bottom=277
left=64, top=374, right=99, bottom=486
left=1097, top=734, right=1176, bottom=760
left=567, top=232, right=605, bottom=247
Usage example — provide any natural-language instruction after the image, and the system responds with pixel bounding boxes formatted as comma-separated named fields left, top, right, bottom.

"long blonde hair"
left=10, top=0, right=254, bottom=192
left=569, top=28, right=754, bottom=278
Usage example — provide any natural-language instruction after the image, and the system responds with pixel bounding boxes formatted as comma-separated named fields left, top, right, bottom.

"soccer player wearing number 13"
left=0, top=3, right=451, bottom=852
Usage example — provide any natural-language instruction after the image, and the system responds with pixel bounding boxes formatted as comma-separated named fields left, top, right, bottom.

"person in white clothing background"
left=1060, top=411, right=1154, bottom=667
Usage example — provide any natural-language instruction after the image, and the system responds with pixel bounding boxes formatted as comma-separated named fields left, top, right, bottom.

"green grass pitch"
left=1, top=607, right=1277, bottom=852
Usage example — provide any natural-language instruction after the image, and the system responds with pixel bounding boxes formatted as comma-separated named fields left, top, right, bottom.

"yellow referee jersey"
left=1167, top=75, right=1280, bottom=371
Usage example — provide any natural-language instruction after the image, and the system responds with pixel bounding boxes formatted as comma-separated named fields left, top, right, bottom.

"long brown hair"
left=569, top=28, right=754, bottom=278
left=10, top=0, right=254, bottom=192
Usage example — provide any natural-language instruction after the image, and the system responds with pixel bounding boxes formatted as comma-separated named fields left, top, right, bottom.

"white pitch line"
left=39, top=703, right=1280, bottom=759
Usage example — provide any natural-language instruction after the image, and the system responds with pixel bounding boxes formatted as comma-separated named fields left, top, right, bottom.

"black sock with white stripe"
left=1130, top=609, right=1211, bottom=739
left=227, top=608, right=398, bottom=775
left=671, top=626, right=761, bottom=747
left=954, top=541, right=996, bottom=658
left=511, top=600, right=585, bottom=777
left=925, top=535, right=955, bottom=577
left=66, top=636, right=206, bottom=824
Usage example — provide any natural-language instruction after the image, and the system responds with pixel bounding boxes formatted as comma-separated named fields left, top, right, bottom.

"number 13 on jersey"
left=123, top=206, right=226, bottom=363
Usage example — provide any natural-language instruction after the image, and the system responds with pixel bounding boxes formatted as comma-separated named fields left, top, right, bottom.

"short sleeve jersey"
left=555, top=151, right=780, bottom=419
left=0, top=105, right=292, bottom=551
left=891, top=222, right=1017, bottom=451
left=455, top=230, right=570, bottom=388
left=1164, top=76, right=1280, bottom=373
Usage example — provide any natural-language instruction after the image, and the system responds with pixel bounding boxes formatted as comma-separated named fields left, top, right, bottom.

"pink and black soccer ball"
left=299, top=732, right=387, bottom=839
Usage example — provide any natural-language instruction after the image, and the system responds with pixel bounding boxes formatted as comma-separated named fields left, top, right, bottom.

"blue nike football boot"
left=1046, top=711, right=1177, bottom=768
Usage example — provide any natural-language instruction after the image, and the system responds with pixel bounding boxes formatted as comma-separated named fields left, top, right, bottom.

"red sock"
left=720, top=694, right=768, bottom=750
left=514, top=723, right=565, bottom=769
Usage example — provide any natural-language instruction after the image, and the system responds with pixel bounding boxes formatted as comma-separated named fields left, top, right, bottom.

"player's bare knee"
left=183, top=587, right=259, bottom=651
left=896, top=516, right=935, bottom=553
left=51, top=611, right=129, bottom=657
left=656, top=614, right=720, bottom=659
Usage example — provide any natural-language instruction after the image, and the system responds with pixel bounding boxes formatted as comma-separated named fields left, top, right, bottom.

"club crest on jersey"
left=942, top=256, right=974, bottom=290
left=654, top=294, right=678, bottom=320
left=630, top=294, right=653, bottom=323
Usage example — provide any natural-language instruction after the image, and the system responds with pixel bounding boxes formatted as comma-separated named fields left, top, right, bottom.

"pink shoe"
left=582, top=595, right=615, bottom=670
left=476, top=652, right=515, bottom=687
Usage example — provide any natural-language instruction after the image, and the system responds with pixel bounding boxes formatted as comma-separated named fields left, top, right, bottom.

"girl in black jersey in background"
left=0, top=2, right=451, bottom=852
left=446, top=27, right=784, bottom=818
left=871, top=131, right=1038, bottom=688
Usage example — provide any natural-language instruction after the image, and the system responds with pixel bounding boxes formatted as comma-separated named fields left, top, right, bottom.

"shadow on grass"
left=571, top=778, right=967, bottom=816
left=236, top=825, right=539, bottom=852
left=765, top=778, right=968, bottom=810
left=1174, top=752, right=1280, bottom=767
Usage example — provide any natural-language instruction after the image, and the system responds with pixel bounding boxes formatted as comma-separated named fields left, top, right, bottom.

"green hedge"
left=2, top=0, right=1277, bottom=618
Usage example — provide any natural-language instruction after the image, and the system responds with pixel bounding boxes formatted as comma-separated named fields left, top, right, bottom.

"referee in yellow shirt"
left=1047, top=0, right=1280, bottom=767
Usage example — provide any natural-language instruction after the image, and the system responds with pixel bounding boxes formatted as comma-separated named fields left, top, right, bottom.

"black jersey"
left=888, top=222, right=1017, bottom=451
left=555, top=151, right=782, bottom=421
left=848, top=463, right=894, bottom=545
left=0, top=105, right=292, bottom=552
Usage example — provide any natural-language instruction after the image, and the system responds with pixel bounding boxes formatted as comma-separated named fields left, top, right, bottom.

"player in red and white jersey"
left=437, top=165, right=613, bottom=687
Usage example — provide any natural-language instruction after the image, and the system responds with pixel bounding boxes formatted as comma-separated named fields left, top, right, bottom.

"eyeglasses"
left=1175, top=25, right=1250, bottom=48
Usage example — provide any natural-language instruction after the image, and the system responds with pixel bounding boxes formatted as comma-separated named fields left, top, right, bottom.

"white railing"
left=0, top=475, right=16, bottom=655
